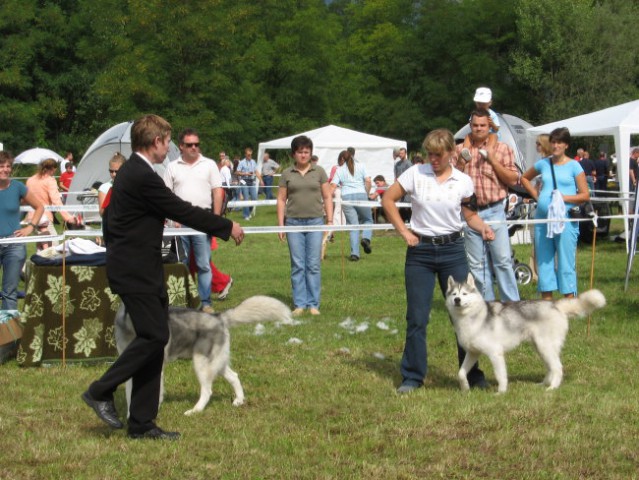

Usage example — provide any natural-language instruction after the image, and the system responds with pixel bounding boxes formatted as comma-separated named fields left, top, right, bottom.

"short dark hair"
left=0, top=151, right=14, bottom=166
left=470, top=109, right=490, bottom=121
left=179, top=128, right=199, bottom=144
left=373, top=175, right=386, bottom=183
left=291, top=135, right=313, bottom=153
left=549, top=127, right=571, bottom=145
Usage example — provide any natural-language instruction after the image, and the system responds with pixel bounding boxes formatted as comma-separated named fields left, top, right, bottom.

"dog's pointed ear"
left=467, top=273, right=475, bottom=287
left=447, top=275, right=455, bottom=291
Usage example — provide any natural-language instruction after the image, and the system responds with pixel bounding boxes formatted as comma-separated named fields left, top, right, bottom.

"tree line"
left=1, top=0, right=638, bottom=160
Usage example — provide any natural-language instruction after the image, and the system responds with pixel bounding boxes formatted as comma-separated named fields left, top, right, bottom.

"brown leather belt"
left=477, top=199, right=505, bottom=211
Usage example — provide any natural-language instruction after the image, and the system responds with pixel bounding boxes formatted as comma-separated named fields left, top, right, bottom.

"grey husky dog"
left=115, top=295, right=293, bottom=415
left=445, top=274, right=606, bottom=393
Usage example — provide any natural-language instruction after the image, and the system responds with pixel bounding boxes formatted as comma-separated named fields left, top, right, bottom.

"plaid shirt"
left=454, top=141, right=516, bottom=207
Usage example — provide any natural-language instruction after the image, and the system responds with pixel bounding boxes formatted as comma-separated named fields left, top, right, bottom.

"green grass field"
left=1, top=208, right=637, bottom=479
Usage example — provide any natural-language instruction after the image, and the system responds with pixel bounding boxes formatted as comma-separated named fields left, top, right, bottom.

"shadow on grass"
left=346, top=355, right=460, bottom=390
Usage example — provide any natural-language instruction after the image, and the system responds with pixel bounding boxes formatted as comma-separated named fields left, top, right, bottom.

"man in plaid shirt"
left=455, top=109, right=520, bottom=302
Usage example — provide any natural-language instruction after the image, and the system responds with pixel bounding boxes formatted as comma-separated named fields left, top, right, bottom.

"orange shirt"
left=25, top=174, right=74, bottom=223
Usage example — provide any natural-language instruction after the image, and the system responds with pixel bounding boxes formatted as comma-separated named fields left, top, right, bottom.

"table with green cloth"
left=17, top=262, right=200, bottom=366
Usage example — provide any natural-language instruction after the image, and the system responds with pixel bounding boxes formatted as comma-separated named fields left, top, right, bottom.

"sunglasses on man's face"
left=184, top=142, right=200, bottom=148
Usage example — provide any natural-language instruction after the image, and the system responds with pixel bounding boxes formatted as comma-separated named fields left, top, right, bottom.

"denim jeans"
left=263, top=175, right=275, bottom=200
left=463, top=201, right=520, bottom=301
left=0, top=240, right=26, bottom=310
left=286, top=217, right=324, bottom=309
left=341, top=192, right=373, bottom=257
left=240, top=183, right=258, bottom=218
left=400, top=237, right=484, bottom=386
left=180, top=234, right=212, bottom=307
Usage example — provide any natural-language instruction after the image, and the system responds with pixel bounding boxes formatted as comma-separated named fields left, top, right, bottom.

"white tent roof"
left=527, top=99, right=639, bottom=246
left=257, top=125, right=407, bottom=184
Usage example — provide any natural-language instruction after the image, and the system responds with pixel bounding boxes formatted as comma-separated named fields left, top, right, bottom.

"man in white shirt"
left=164, top=129, right=228, bottom=313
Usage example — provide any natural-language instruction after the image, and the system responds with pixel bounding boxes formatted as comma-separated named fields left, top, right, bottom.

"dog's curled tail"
left=223, top=295, right=293, bottom=326
left=555, top=289, right=606, bottom=319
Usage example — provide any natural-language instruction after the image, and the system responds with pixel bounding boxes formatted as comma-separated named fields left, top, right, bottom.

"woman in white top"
left=382, top=129, right=494, bottom=394
left=330, top=150, right=373, bottom=261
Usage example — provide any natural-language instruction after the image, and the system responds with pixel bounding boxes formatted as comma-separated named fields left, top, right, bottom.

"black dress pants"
left=89, top=293, right=169, bottom=433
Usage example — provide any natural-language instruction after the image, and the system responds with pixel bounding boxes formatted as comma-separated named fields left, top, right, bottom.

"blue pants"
left=180, top=234, right=212, bottom=307
left=0, top=240, right=26, bottom=310
left=240, top=183, right=258, bottom=219
left=400, top=237, right=484, bottom=387
left=535, top=220, right=578, bottom=295
left=286, top=217, right=324, bottom=309
left=341, top=192, right=373, bottom=257
left=263, top=175, right=275, bottom=200
left=464, top=201, right=520, bottom=301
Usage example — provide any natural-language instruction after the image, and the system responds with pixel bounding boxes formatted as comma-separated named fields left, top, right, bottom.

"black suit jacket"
left=104, top=154, right=233, bottom=296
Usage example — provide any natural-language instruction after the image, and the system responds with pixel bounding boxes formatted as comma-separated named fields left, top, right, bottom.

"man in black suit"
left=81, top=114, right=244, bottom=440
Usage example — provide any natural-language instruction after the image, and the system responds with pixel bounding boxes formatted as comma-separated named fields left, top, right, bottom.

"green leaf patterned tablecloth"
left=17, top=262, right=200, bottom=366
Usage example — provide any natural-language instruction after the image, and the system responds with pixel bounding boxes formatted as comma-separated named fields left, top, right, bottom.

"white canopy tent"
left=257, top=125, right=407, bottom=184
left=526, top=99, right=639, bottom=247
left=67, top=121, right=180, bottom=222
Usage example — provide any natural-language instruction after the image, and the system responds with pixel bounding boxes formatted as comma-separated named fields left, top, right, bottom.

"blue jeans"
left=180, top=234, right=212, bottom=307
left=463, top=201, right=520, bottom=301
left=263, top=175, right=275, bottom=200
left=286, top=217, right=324, bottom=309
left=535, top=220, right=578, bottom=295
left=240, top=183, right=258, bottom=218
left=400, top=237, right=484, bottom=386
left=0, top=240, right=26, bottom=310
left=341, top=192, right=373, bottom=257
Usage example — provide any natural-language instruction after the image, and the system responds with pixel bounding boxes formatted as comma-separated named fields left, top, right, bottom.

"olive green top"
left=279, top=164, right=328, bottom=218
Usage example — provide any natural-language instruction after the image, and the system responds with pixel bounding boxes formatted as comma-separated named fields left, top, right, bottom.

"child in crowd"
left=460, top=86, right=500, bottom=161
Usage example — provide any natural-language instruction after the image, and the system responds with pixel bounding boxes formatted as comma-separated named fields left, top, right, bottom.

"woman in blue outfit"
left=0, top=152, right=45, bottom=310
left=382, top=129, right=495, bottom=394
left=277, top=136, right=333, bottom=316
left=521, top=127, right=590, bottom=299
left=330, top=150, right=373, bottom=261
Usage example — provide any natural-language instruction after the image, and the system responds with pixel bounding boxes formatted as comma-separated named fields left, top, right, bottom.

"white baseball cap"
left=473, top=87, right=492, bottom=103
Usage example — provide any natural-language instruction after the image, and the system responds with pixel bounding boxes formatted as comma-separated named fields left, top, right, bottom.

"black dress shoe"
left=128, top=427, right=181, bottom=440
left=81, top=391, right=124, bottom=429
left=360, top=238, right=372, bottom=254
left=469, top=377, right=490, bottom=390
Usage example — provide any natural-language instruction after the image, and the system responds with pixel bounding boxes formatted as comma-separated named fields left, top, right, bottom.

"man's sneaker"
left=217, top=277, right=234, bottom=300
left=460, top=148, right=472, bottom=162
left=361, top=238, right=372, bottom=254
left=200, top=305, right=215, bottom=314
left=292, top=308, right=305, bottom=316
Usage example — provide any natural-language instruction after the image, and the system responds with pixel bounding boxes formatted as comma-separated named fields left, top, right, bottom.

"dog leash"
left=481, top=240, right=489, bottom=299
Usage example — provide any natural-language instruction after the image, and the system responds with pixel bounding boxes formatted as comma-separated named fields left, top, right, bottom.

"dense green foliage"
left=1, top=0, right=638, bottom=157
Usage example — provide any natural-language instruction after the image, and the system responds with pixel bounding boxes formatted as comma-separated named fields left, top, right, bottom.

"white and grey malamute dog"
left=115, top=296, right=293, bottom=415
left=445, top=274, right=606, bottom=393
